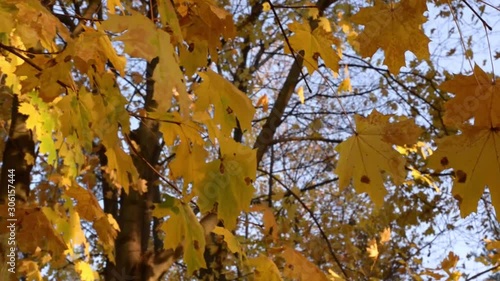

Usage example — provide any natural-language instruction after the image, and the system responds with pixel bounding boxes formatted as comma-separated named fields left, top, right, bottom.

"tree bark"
left=0, top=92, right=35, bottom=204
left=105, top=56, right=166, bottom=280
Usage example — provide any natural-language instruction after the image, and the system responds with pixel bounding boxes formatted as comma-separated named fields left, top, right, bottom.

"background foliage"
left=0, top=0, right=499, bottom=280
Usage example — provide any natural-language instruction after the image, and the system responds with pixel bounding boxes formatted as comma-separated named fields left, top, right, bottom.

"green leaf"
left=195, top=138, right=256, bottom=229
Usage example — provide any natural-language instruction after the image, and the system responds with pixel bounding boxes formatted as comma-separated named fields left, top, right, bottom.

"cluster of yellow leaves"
left=65, top=184, right=120, bottom=263
left=247, top=255, right=282, bottom=281
left=0, top=0, right=69, bottom=51
left=245, top=245, right=337, bottom=281
left=3, top=0, right=496, bottom=279
left=350, top=0, right=429, bottom=74
left=428, top=65, right=500, bottom=217
left=153, top=198, right=207, bottom=273
left=88, top=2, right=259, bottom=274
left=327, top=0, right=500, bottom=222
left=366, top=227, right=391, bottom=260
left=334, top=64, right=500, bottom=221
left=286, top=0, right=430, bottom=74
left=420, top=252, right=461, bottom=281
left=0, top=0, right=257, bottom=280
left=102, top=12, right=188, bottom=113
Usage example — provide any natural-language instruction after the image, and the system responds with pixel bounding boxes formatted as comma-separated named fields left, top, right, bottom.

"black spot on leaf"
left=361, top=175, right=370, bottom=184
left=440, top=157, right=449, bottom=166
left=456, top=170, right=467, bottom=183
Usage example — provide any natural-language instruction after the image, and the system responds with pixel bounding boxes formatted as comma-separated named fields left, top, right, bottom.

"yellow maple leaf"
left=282, top=246, right=330, bottom=281
left=65, top=184, right=106, bottom=221
left=17, top=261, right=43, bottom=281
left=42, top=202, right=88, bottom=257
left=350, top=0, right=430, bottom=74
left=16, top=207, right=68, bottom=263
left=179, top=40, right=209, bottom=76
left=440, top=251, right=459, bottom=273
left=93, top=214, right=119, bottom=264
left=71, top=25, right=126, bottom=76
left=256, top=94, right=269, bottom=113
left=194, top=70, right=256, bottom=137
left=18, top=92, right=58, bottom=164
left=149, top=111, right=206, bottom=187
left=335, top=110, right=422, bottom=206
left=103, top=12, right=188, bottom=112
left=16, top=56, right=73, bottom=102
left=366, top=238, right=379, bottom=259
left=427, top=125, right=500, bottom=217
left=297, top=86, right=305, bottom=104
left=262, top=2, right=271, bottom=12
left=104, top=143, right=140, bottom=194
left=102, top=12, right=157, bottom=60
left=56, top=89, right=93, bottom=151
left=75, top=260, right=96, bottom=281
left=195, top=138, right=256, bottom=230
left=247, top=255, right=283, bottom=281
left=286, top=20, right=341, bottom=74
left=153, top=199, right=207, bottom=273
left=179, top=0, right=236, bottom=62
left=14, top=0, right=70, bottom=51
left=440, top=64, right=500, bottom=127
left=212, top=226, right=245, bottom=258
left=380, top=227, right=391, bottom=244
left=81, top=73, right=130, bottom=145
left=338, top=78, right=352, bottom=94
left=251, top=204, right=279, bottom=241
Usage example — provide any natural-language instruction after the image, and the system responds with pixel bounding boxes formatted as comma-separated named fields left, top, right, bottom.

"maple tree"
left=0, top=0, right=499, bottom=280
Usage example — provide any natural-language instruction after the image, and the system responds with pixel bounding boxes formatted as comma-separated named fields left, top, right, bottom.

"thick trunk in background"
left=105, top=58, right=169, bottom=281
left=0, top=93, right=35, bottom=203
left=0, top=89, right=35, bottom=281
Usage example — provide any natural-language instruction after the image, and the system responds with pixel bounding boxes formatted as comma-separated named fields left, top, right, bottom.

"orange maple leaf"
left=440, top=65, right=500, bottom=127
left=350, top=0, right=430, bottom=74
left=427, top=125, right=500, bottom=217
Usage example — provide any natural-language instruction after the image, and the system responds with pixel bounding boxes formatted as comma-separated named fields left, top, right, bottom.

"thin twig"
left=461, top=0, right=493, bottom=30
left=52, top=13, right=103, bottom=22
left=466, top=264, right=500, bottom=280
left=476, top=0, right=500, bottom=12
left=0, top=43, right=73, bottom=90
left=124, top=134, right=182, bottom=195
left=484, top=24, right=495, bottom=77
left=261, top=170, right=350, bottom=279
left=268, top=0, right=312, bottom=93
left=273, top=4, right=318, bottom=9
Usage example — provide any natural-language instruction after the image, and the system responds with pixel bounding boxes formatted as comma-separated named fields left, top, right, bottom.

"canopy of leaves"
left=0, top=0, right=499, bottom=281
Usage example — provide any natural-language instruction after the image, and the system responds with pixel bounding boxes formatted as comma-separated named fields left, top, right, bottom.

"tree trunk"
left=104, top=56, right=169, bottom=280
left=0, top=92, right=35, bottom=204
